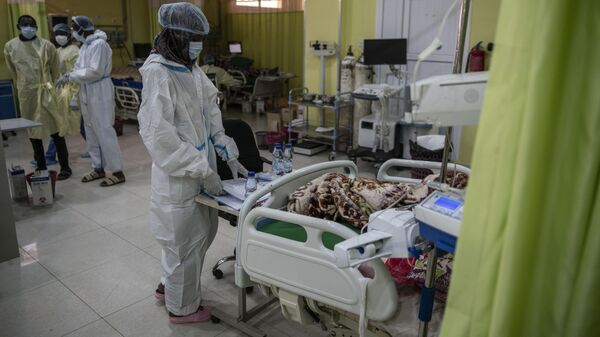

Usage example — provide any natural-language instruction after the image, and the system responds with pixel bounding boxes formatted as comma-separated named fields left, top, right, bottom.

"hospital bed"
left=233, top=159, right=470, bottom=337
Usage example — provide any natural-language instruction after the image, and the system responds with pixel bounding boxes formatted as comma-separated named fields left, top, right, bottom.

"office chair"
left=212, top=119, right=271, bottom=279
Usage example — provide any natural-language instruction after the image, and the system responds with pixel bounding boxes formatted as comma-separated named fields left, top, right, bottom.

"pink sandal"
left=169, top=306, right=213, bottom=324
left=155, top=284, right=165, bottom=303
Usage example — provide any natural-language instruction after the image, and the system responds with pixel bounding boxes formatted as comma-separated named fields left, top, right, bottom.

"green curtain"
left=225, top=11, right=304, bottom=89
left=440, top=0, right=600, bottom=336
left=7, top=0, right=49, bottom=39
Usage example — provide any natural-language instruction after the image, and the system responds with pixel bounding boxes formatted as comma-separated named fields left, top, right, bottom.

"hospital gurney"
left=234, top=159, right=470, bottom=337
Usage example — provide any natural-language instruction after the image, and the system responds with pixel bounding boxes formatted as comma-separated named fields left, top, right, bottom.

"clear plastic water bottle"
left=245, top=171, right=257, bottom=197
left=272, top=144, right=284, bottom=175
left=283, top=143, right=293, bottom=174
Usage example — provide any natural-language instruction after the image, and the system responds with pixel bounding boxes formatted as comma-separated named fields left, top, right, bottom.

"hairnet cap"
left=72, top=16, right=94, bottom=32
left=53, top=23, right=71, bottom=34
left=158, top=2, right=210, bottom=36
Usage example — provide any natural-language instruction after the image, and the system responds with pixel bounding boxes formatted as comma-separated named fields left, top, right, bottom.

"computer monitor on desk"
left=363, top=38, right=407, bottom=65
left=229, top=41, right=243, bottom=55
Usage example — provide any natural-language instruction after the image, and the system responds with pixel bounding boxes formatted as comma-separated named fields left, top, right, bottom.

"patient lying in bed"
left=283, top=172, right=467, bottom=336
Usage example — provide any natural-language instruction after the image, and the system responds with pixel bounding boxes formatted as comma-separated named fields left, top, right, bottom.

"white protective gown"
left=138, top=53, right=240, bottom=316
left=70, top=31, right=123, bottom=172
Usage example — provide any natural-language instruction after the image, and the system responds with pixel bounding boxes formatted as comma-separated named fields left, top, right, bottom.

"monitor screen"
left=229, top=42, right=242, bottom=54
left=434, top=197, right=462, bottom=211
left=363, top=39, right=407, bottom=65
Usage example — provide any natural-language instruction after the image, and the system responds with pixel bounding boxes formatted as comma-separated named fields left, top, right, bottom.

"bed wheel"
left=211, top=316, right=221, bottom=324
left=213, top=269, right=224, bottom=279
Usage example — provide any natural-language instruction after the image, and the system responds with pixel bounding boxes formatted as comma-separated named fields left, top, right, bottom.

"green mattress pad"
left=256, top=219, right=360, bottom=250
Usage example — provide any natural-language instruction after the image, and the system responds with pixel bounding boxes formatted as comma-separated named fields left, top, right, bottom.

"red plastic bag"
left=385, top=258, right=416, bottom=286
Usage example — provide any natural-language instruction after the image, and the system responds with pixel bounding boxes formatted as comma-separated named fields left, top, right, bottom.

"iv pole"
left=439, top=0, right=471, bottom=182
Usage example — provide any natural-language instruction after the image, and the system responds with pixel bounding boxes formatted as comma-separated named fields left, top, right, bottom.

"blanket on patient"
left=287, top=171, right=468, bottom=229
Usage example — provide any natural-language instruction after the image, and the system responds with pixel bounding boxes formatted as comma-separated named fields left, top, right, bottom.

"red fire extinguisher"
left=467, top=41, right=485, bottom=72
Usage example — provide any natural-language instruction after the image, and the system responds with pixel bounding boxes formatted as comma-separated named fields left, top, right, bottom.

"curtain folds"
left=440, top=0, right=600, bottom=336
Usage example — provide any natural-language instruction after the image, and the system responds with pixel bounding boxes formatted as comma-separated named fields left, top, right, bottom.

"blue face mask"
left=20, top=26, right=37, bottom=39
left=188, top=41, right=203, bottom=61
left=72, top=31, right=85, bottom=43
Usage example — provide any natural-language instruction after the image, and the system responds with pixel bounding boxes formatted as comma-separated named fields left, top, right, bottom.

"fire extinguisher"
left=467, top=41, right=485, bottom=72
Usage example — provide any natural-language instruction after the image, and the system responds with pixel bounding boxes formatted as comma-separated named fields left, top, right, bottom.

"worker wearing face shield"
left=3, top=15, right=72, bottom=180
left=137, top=2, right=248, bottom=323
left=56, top=16, right=125, bottom=186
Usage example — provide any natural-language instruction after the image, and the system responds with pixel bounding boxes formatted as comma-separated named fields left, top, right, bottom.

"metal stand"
left=439, top=0, right=472, bottom=181
left=417, top=242, right=438, bottom=337
left=209, top=286, right=279, bottom=337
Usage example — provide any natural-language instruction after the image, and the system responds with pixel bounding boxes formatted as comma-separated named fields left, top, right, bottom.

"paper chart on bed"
left=205, top=179, right=271, bottom=211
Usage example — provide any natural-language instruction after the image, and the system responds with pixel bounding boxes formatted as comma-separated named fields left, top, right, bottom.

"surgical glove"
left=204, top=171, right=224, bottom=196
left=55, top=73, right=70, bottom=88
left=228, top=159, right=248, bottom=178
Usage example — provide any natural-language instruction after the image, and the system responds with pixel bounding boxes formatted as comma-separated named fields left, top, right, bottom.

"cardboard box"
left=8, top=166, right=28, bottom=201
left=30, top=171, right=53, bottom=207
left=266, top=112, right=282, bottom=132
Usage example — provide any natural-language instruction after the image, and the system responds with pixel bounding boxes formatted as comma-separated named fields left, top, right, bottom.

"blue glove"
left=55, top=73, right=70, bottom=88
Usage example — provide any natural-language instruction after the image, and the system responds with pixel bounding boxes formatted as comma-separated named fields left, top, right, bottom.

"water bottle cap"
left=248, top=171, right=255, bottom=177
left=285, top=143, right=292, bottom=148
left=275, top=143, right=282, bottom=149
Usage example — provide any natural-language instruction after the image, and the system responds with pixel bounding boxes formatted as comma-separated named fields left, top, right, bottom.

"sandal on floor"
left=100, top=172, right=126, bottom=187
left=81, top=170, right=105, bottom=183
left=155, top=283, right=165, bottom=303
left=57, top=169, right=72, bottom=181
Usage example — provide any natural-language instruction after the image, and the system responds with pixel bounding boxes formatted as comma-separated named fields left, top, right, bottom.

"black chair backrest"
left=216, top=119, right=263, bottom=180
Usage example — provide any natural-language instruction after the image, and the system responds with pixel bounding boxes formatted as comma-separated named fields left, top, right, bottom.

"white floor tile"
left=16, top=208, right=101, bottom=248
left=26, top=228, right=139, bottom=279
left=0, top=250, right=55, bottom=301
left=105, top=296, right=227, bottom=337
left=105, top=213, right=156, bottom=249
left=0, top=281, right=99, bottom=337
left=63, top=319, right=123, bottom=337
left=61, top=187, right=149, bottom=227
left=62, top=250, right=162, bottom=316
left=143, top=243, right=162, bottom=261
left=11, top=199, right=68, bottom=223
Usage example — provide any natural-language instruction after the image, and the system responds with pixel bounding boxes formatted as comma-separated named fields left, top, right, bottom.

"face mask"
left=20, top=26, right=37, bottom=39
left=72, top=31, right=85, bottom=43
left=188, top=41, right=203, bottom=61
left=56, top=35, right=69, bottom=46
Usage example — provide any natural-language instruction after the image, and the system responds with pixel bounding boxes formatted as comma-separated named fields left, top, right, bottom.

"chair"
left=212, top=119, right=271, bottom=279
left=250, top=76, right=283, bottom=112
left=114, top=86, right=141, bottom=120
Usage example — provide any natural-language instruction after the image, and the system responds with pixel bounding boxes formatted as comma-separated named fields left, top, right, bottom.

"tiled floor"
left=1, top=111, right=380, bottom=337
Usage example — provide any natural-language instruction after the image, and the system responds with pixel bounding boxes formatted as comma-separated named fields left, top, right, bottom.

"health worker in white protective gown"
left=137, top=2, right=248, bottom=324
left=56, top=15, right=125, bottom=186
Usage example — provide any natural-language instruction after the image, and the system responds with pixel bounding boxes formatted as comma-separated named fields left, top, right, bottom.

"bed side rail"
left=377, top=159, right=471, bottom=184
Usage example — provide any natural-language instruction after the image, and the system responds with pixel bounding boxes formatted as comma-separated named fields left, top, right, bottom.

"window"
left=235, top=0, right=282, bottom=9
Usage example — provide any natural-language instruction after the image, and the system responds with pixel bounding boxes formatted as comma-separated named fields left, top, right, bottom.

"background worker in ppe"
left=4, top=15, right=72, bottom=180
left=56, top=16, right=125, bottom=186
left=137, top=2, right=248, bottom=324
left=39, top=23, right=82, bottom=165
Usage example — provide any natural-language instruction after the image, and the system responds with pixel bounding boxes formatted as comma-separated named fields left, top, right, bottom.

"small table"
left=0, top=118, right=43, bottom=262
left=195, top=194, right=274, bottom=337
